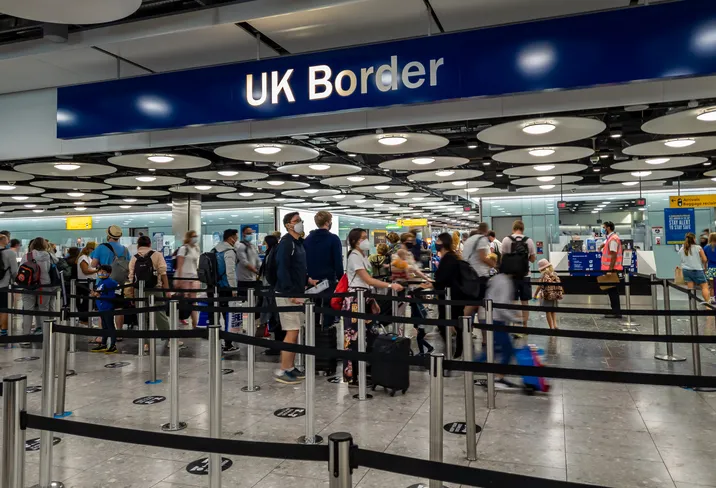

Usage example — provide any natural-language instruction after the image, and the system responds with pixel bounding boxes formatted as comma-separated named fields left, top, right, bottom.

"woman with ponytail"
left=679, top=232, right=710, bottom=303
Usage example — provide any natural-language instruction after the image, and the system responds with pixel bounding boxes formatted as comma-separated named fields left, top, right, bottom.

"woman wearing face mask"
left=175, top=230, right=201, bottom=327
left=434, top=232, right=468, bottom=359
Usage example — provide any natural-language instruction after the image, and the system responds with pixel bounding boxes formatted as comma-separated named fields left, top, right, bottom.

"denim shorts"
left=683, top=268, right=708, bottom=285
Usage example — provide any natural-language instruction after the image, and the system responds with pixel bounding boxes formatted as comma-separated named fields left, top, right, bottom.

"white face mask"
left=293, top=221, right=304, bottom=235
left=359, top=239, right=371, bottom=252
left=190, top=237, right=199, bottom=245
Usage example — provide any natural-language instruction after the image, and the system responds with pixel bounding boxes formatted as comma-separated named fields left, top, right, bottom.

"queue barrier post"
left=208, top=324, right=222, bottom=488
left=38, top=320, right=64, bottom=488
left=650, top=274, right=660, bottom=336
left=429, top=352, right=444, bottom=488
left=621, top=272, right=638, bottom=331
left=296, top=320, right=305, bottom=370
left=213, top=286, right=220, bottom=329
left=137, top=280, right=145, bottom=357
left=53, top=315, right=71, bottom=418
left=161, top=301, right=187, bottom=432
left=68, top=280, right=76, bottom=353
left=689, top=289, right=702, bottom=377
left=461, top=316, right=477, bottom=461
left=444, top=287, right=453, bottom=371
left=655, top=279, right=686, bottom=362
left=353, top=289, right=372, bottom=401
left=298, top=300, right=322, bottom=445
left=327, top=433, right=353, bottom=488
left=145, top=295, right=161, bottom=385
left=1, top=375, right=27, bottom=488
left=242, top=288, right=260, bottom=393
left=6, top=283, right=14, bottom=346
left=485, top=299, right=496, bottom=410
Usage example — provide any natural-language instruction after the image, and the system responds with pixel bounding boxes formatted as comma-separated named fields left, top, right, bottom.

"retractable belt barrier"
left=52, top=324, right=206, bottom=340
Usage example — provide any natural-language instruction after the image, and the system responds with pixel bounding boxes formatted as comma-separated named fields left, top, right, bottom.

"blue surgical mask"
left=245, top=235, right=254, bottom=242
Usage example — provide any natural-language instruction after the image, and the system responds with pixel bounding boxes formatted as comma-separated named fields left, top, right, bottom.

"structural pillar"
left=172, top=196, right=202, bottom=247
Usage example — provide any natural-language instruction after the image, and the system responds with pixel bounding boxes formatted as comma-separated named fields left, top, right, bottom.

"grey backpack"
left=102, top=243, right=130, bottom=284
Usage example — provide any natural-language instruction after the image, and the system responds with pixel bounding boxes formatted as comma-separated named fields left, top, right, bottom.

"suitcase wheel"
left=389, top=389, right=396, bottom=397
left=402, top=389, right=407, bottom=395
left=371, top=385, right=376, bottom=391
left=523, top=385, right=536, bottom=396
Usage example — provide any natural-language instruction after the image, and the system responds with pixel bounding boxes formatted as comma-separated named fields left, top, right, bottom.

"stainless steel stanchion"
left=444, top=287, right=453, bottom=365
left=655, top=279, right=686, bottom=362
left=38, top=321, right=63, bottom=488
left=137, top=280, right=145, bottom=356
left=391, top=287, right=399, bottom=335
left=429, top=352, right=444, bottom=488
left=353, top=289, right=372, bottom=400
left=6, top=283, right=14, bottom=347
left=68, top=280, right=76, bottom=353
left=485, top=299, right=496, bottom=409
left=327, top=433, right=353, bottom=488
left=651, top=274, right=660, bottom=335
left=338, top=317, right=345, bottom=351
left=53, top=325, right=71, bottom=418
left=296, top=322, right=305, bottom=370
left=621, top=272, right=638, bottom=331
left=298, top=301, right=322, bottom=444
left=2, top=375, right=27, bottom=488
left=162, top=301, right=187, bottom=431
left=213, top=285, right=220, bottom=328
left=145, top=295, right=161, bottom=385
left=242, top=288, right=260, bottom=392
left=689, top=290, right=702, bottom=377
left=461, top=316, right=477, bottom=461
left=208, top=325, right=222, bottom=488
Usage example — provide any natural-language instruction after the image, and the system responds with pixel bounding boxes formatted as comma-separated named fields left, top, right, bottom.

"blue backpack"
left=199, top=248, right=236, bottom=287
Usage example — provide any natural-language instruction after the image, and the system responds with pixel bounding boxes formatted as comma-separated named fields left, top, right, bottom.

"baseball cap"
left=107, top=225, right=123, bottom=239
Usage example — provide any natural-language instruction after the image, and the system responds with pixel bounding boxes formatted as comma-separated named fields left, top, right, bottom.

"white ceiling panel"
left=98, top=24, right=276, bottom=73
left=430, top=0, right=629, bottom=32
left=249, top=0, right=438, bottom=53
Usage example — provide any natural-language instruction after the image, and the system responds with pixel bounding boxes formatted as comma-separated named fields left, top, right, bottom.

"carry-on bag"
left=370, top=333, right=411, bottom=396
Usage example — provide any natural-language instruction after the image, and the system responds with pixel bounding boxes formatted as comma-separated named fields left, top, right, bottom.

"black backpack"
left=501, top=235, right=530, bottom=276
left=198, top=249, right=219, bottom=286
left=15, top=252, right=41, bottom=289
left=133, top=251, right=158, bottom=288
left=265, top=238, right=295, bottom=287
left=456, top=259, right=481, bottom=298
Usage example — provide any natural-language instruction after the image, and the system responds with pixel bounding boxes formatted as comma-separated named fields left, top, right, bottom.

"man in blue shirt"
left=91, top=225, right=130, bottom=330
left=304, top=210, right=343, bottom=330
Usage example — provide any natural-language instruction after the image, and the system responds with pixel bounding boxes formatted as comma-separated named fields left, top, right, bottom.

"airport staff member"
left=599, top=221, right=623, bottom=319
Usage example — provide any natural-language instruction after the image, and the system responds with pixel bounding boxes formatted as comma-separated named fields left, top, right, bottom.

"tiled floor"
left=2, top=299, right=716, bottom=487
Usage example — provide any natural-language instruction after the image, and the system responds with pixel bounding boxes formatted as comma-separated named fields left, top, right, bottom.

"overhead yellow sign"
left=66, top=216, right=92, bottom=230
left=670, top=194, right=716, bottom=208
left=397, top=218, right=428, bottom=227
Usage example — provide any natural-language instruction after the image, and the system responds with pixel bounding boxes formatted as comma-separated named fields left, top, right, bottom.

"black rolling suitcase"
left=370, top=333, right=410, bottom=396
left=315, top=325, right=337, bottom=376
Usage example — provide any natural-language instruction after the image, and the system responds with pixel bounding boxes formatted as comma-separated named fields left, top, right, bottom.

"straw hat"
left=538, top=258, right=552, bottom=272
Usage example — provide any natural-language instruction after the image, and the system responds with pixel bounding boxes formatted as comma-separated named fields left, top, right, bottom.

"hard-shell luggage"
left=370, top=333, right=410, bottom=396
left=515, top=344, right=550, bottom=394
left=315, top=325, right=337, bottom=376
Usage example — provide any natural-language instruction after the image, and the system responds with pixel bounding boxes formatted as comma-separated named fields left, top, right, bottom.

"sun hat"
left=538, top=258, right=552, bottom=272
left=107, top=225, right=123, bottom=239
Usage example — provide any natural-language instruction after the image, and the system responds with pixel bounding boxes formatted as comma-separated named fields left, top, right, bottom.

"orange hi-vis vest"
left=600, top=233, right=623, bottom=271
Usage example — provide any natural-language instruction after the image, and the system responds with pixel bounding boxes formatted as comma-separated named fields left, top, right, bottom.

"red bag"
left=330, top=274, right=348, bottom=310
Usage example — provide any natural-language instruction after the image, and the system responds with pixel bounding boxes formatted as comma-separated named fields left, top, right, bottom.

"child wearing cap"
left=91, top=265, right=119, bottom=353
left=533, top=259, right=562, bottom=330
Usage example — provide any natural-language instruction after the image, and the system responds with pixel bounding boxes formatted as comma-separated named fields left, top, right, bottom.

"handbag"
left=331, top=274, right=348, bottom=310
left=674, top=266, right=685, bottom=285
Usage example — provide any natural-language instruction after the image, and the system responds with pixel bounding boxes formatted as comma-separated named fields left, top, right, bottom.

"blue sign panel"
left=665, top=208, right=695, bottom=245
left=57, top=0, right=716, bottom=139
left=568, top=252, right=637, bottom=276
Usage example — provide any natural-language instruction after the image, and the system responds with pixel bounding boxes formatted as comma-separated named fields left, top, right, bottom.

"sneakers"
left=91, top=344, right=107, bottom=353
left=495, top=378, right=520, bottom=390
left=290, top=368, right=306, bottom=379
left=223, top=344, right=239, bottom=353
left=274, top=370, right=302, bottom=384
left=105, top=345, right=118, bottom=354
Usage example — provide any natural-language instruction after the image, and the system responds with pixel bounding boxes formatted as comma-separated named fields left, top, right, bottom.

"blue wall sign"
left=57, top=0, right=716, bottom=139
left=568, top=251, right=637, bottom=275
left=664, top=208, right=695, bottom=245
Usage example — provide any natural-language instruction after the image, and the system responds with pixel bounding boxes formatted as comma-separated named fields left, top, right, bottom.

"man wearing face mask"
left=213, top=229, right=240, bottom=352
left=304, top=211, right=343, bottom=330
left=236, top=226, right=261, bottom=284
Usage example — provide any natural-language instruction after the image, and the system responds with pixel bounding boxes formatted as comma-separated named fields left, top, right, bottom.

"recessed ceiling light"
left=631, top=171, right=652, bottom=178
left=11, top=196, right=28, bottom=201
left=54, top=163, right=81, bottom=171
left=622, top=181, right=639, bottom=186
left=244, top=161, right=253, bottom=165
left=664, top=138, right=695, bottom=148
left=593, top=167, right=601, bottom=172
left=135, top=176, right=156, bottom=182
left=309, top=164, right=331, bottom=171
left=412, top=197, right=425, bottom=201
left=378, top=135, right=407, bottom=146
left=467, top=144, right=478, bottom=149
left=533, top=165, right=555, bottom=172
left=254, top=145, right=282, bottom=155
left=645, top=158, right=670, bottom=165
left=528, top=148, right=555, bottom=157
left=522, top=123, right=556, bottom=135
left=274, top=198, right=286, bottom=202
left=483, top=161, right=491, bottom=166
left=66, top=192, right=84, bottom=198
left=602, top=201, right=610, bottom=204
left=539, top=185, right=556, bottom=190
left=536, top=176, right=555, bottom=182
left=465, top=188, right=479, bottom=193
left=304, top=189, right=319, bottom=194
left=395, top=192, right=409, bottom=197
left=697, top=109, right=716, bottom=121
left=267, top=180, right=285, bottom=186
left=32, top=209, right=44, bottom=213
left=217, top=170, right=239, bottom=177
left=591, top=210, right=599, bottom=214
left=496, top=173, right=503, bottom=178
left=239, top=192, right=254, bottom=197
left=412, top=157, right=435, bottom=165
left=75, top=207, right=87, bottom=211
left=348, top=153, right=357, bottom=157
left=147, top=155, right=174, bottom=163
left=123, top=198, right=137, bottom=203
left=374, top=185, right=390, bottom=190
left=0, top=185, right=15, bottom=191
left=195, top=185, right=213, bottom=191
left=610, top=131, right=623, bottom=139
left=148, top=168, right=156, bottom=172
left=120, top=205, right=132, bottom=209
left=355, top=199, right=367, bottom=203
left=24, top=204, right=36, bottom=208
left=333, top=195, right=346, bottom=200
left=600, top=154, right=609, bottom=159
left=451, top=181, right=468, bottom=186
left=346, top=176, right=365, bottom=182
left=705, top=162, right=712, bottom=166
left=435, top=170, right=455, bottom=177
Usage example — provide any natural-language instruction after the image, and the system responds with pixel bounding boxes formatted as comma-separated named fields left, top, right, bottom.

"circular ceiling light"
left=412, top=157, right=435, bottom=165
left=75, top=207, right=87, bottom=211
left=533, top=165, right=555, bottom=171
left=435, top=170, right=455, bottom=177
left=54, top=163, right=81, bottom=171
left=378, top=135, right=407, bottom=146
left=135, top=176, right=156, bottom=183
left=591, top=210, right=599, bottom=214
left=254, top=145, right=282, bottom=155
left=451, top=181, right=468, bottom=186
left=267, top=180, right=285, bottom=186
left=347, top=176, right=366, bottom=182
left=631, top=171, right=652, bottom=177
left=73, top=201, right=84, bottom=205
left=374, top=185, right=390, bottom=190
left=528, top=148, right=556, bottom=157
left=217, top=170, right=239, bottom=177
left=697, top=109, right=716, bottom=121
left=464, top=188, right=479, bottom=193
left=522, top=123, right=556, bottom=135
left=120, top=205, right=132, bottom=209
left=539, top=185, right=556, bottom=190
left=304, top=189, right=319, bottom=194
left=412, top=197, right=425, bottom=201
left=333, top=195, right=347, bottom=200
left=664, top=138, right=696, bottom=148
left=11, top=196, right=28, bottom=201
left=24, top=204, right=36, bottom=208
left=123, top=198, right=137, bottom=203
left=147, top=155, right=174, bottom=163
left=645, top=158, right=670, bottom=165
left=66, top=192, right=84, bottom=198
left=622, top=181, right=639, bottom=186
left=239, top=192, right=254, bottom=197
left=32, top=209, right=44, bottom=213
left=0, top=185, right=16, bottom=191
left=309, top=164, right=331, bottom=171
left=194, top=185, right=213, bottom=191
left=536, top=176, right=555, bottom=182
left=395, top=192, right=409, bottom=197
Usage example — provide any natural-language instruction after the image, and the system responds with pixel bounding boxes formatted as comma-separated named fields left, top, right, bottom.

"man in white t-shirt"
left=500, top=220, right=537, bottom=328
left=463, top=223, right=494, bottom=279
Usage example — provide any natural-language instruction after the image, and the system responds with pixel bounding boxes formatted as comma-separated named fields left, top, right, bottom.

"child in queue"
left=91, top=265, right=119, bottom=354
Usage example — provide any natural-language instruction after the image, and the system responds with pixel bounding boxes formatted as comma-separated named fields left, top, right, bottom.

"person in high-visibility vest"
left=598, top=221, right=623, bottom=318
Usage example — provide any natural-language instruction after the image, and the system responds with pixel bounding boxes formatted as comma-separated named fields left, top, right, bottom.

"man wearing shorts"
left=501, top=220, right=536, bottom=328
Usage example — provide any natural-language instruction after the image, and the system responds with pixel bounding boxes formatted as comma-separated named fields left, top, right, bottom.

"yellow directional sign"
left=397, top=218, right=428, bottom=227
left=66, top=216, right=92, bottom=230
left=669, top=194, right=716, bottom=208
